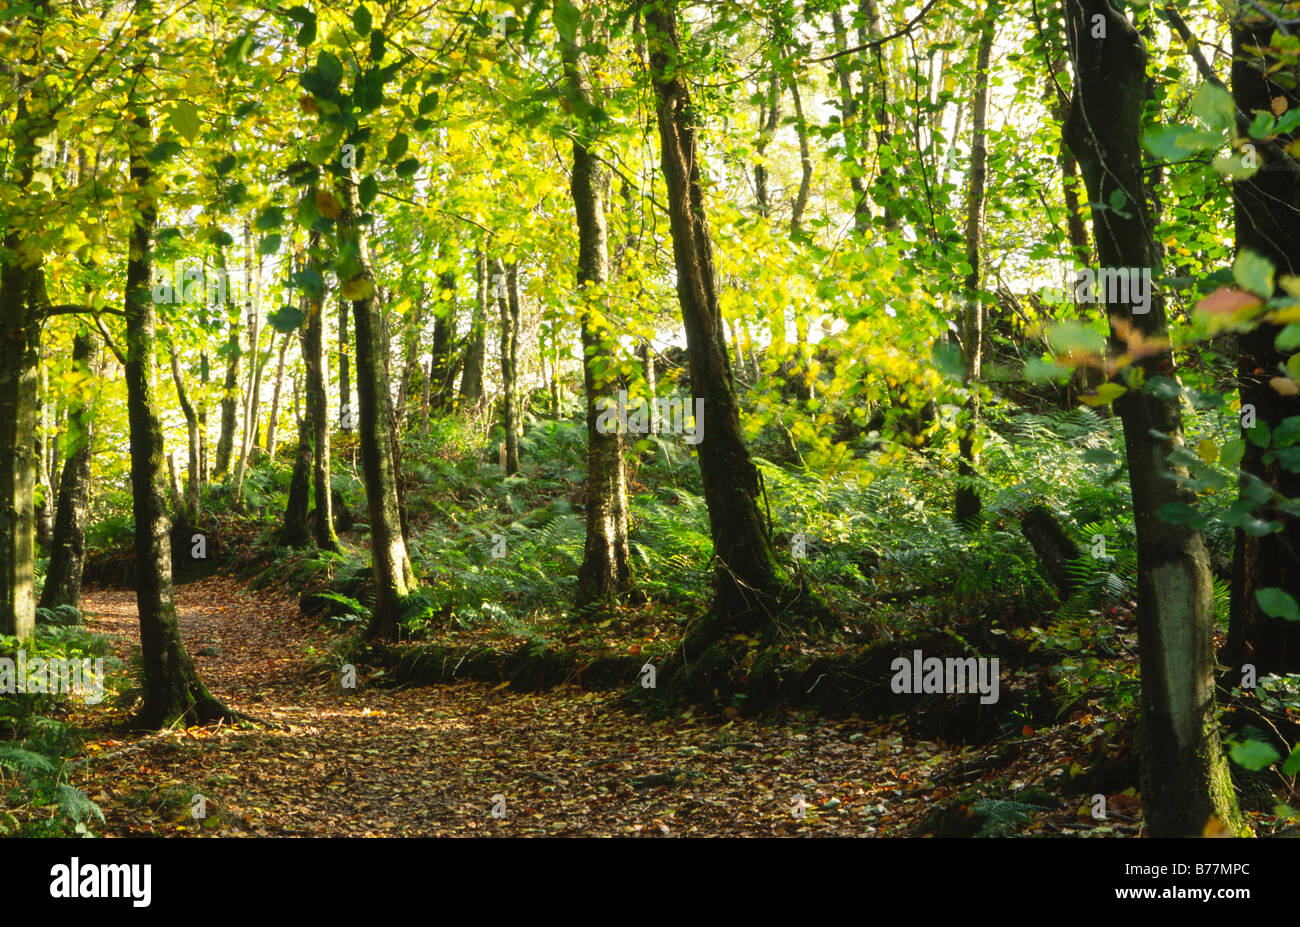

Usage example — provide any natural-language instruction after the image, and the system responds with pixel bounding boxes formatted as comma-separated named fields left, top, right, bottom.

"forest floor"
left=62, top=577, right=1140, bottom=836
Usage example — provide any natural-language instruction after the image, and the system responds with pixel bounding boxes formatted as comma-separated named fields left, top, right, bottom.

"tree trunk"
left=458, top=251, right=488, bottom=408
left=429, top=268, right=459, bottom=414
left=232, top=219, right=262, bottom=506
left=646, top=0, right=790, bottom=640
left=281, top=362, right=312, bottom=547
left=264, top=332, right=290, bottom=456
left=35, top=355, right=54, bottom=551
left=1222, top=11, right=1300, bottom=676
left=338, top=293, right=352, bottom=433
left=559, top=9, right=632, bottom=604
left=40, top=329, right=98, bottom=611
left=1062, top=0, right=1241, bottom=836
left=830, top=7, right=870, bottom=234
left=787, top=66, right=813, bottom=238
left=955, top=6, right=995, bottom=530
left=168, top=346, right=200, bottom=529
left=339, top=173, right=415, bottom=640
left=394, top=283, right=428, bottom=431
left=303, top=222, right=338, bottom=552
left=123, top=102, right=228, bottom=728
left=213, top=246, right=240, bottom=479
left=0, top=90, right=45, bottom=641
left=495, top=258, right=521, bottom=475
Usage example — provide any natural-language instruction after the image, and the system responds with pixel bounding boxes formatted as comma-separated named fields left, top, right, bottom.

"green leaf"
left=1191, top=82, right=1236, bottom=132
left=222, top=32, right=256, bottom=70
left=395, top=157, right=419, bottom=177
left=1143, top=124, right=1223, bottom=161
left=1277, top=323, right=1300, bottom=352
left=419, top=91, right=439, bottom=115
left=254, top=206, right=285, bottom=231
left=1220, top=437, right=1246, bottom=469
left=170, top=101, right=201, bottom=142
left=145, top=140, right=182, bottom=163
left=554, top=0, right=581, bottom=44
left=369, top=28, right=385, bottom=61
left=1256, top=587, right=1300, bottom=622
left=386, top=132, right=409, bottom=162
left=1156, top=502, right=1208, bottom=528
left=359, top=174, right=378, bottom=206
left=1283, top=744, right=1300, bottom=777
left=257, top=234, right=281, bottom=256
left=1248, top=110, right=1276, bottom=140
left=267, top=305, right=305, bottom=332
left=316, top=51, right=344, bottom=87
left=1047, top=321, right=1105, bottom=356
left=1230, top=739, right=1281, bottom=771
left=292, top=267, right=325, bottom=299
left=352, top=3, right=372, bottom=36
left=1235, top=249, right=1276, bottom=298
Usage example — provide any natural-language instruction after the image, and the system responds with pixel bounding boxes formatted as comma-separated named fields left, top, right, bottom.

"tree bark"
left=955, top=6, right=995, bottom=530
left=338, top=293, right=352, bottom=433
left=646, top=0, right=790, bottom=639
left=429, top=269, right=459, bottom=414
left=123, top=100, right=228, bottom=728
left=458, top=251, right=488, bottom=408
left=495, top=258, right=521, bottom=475
left=213, top=246, right=240, bottom=479
left=302, top=221, right=338, bottom=552
left=339, top=173, right=416, bottom=639
left=168, top=345, right=200, bottom=529
left=559, top=5, right=632, bottom=604
left=1062, top=0, right=1241, bottom=836
left=1223, top=10, right=1300, bottom=676
left=0, top=89, right=46, bottom=640
left=264, top=332, right=290, bottom=456
left=40, top=329, right=98, bottom=611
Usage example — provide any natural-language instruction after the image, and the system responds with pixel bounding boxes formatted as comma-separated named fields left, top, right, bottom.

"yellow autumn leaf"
left=315, top=189, right=343, bottom=219
left=1197, top=438, right=1219, bottom=465
left=1080, top=382, right=1128, bottom=406
left=340, top=276, right=374, bottom=300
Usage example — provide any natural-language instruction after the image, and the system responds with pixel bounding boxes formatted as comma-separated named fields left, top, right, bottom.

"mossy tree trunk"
left=645, top=1, right=790, bottom=641
left=303, top=223, right=338, bottom=552
left=1225, top=10, right=1300, bottom=676
left=123, top=100, right=229, bottom=728
left=558, top=2, right=632, bottom=604
left=1062, top=0, right=1242, bottom=836
left=339, top=173, right=415, bottom=640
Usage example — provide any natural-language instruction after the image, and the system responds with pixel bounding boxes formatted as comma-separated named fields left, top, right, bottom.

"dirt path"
left=68, top=578, right=1011, bottom=836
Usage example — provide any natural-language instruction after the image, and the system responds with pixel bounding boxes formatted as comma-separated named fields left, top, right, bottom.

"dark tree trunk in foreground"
left=0, top=94, right=44, bottom=640
left=281, top=408, right=312, bottom=549
left=340, top=173, right=416, bottom=640
left=1224, top=10, right=1300, bottom=676
left=124, top=104, right=228, bottom=728
left=40, top=329, right=98, bottom=611
left=559, top=7, right=632, bottom=604
left=1063, top=0, right=1241, bottom=836
left=646, top=0, right=790, bottom=640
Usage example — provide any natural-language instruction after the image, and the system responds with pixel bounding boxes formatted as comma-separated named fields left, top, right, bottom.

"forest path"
left=69, top=577, right=977, bottom=836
